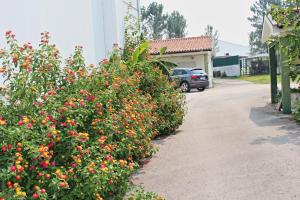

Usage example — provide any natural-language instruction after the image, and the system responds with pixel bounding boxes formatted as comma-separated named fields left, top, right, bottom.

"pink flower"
left=40, top=161, right=48, bottom=169
left=10, top=166, right=16, bottom=172
left=26, top=123, right=33, bottom=129
left=32, top=193, right=39, bottom=199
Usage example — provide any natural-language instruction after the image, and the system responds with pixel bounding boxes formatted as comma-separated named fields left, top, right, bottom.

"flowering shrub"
left=0, top=32, right=159, bottom=199
left=126, top=42, right=186, bottom=136
left=0, top=31, right=184, bottom=199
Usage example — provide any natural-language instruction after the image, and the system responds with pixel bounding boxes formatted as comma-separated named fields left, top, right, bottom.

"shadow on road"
left=249, top=105, right=300, bottom=146
left=153, top=130, right=183, bottom=146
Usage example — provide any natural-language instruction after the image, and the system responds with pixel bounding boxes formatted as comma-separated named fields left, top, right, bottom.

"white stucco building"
left=0, top=0, right=140, bottom=64
left=149, top=36, right=214, bottom=87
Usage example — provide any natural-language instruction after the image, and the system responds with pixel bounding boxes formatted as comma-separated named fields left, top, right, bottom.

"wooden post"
left=269, top=46, right=278, bottom=104
left=280, top=49, right=291, bottom=114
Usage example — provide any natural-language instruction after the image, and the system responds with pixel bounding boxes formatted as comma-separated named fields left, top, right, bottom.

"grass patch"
left=237, top=74, right=281, bottom=84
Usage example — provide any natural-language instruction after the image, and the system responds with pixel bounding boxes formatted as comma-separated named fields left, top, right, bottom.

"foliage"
left=123, top=10, right=185, bottom=135
left=0, top=31, right=185, bottom=199
left=248, top=0, right=282, bottom=55
left=141, top=2, right=168, bottom=40
left=123, top=2, right=143, bottom=61
left=293, top=100, right=300, bottom=122
left=237, top=74, right=282, bottom=84
left=166, top=11, right=187, bottom=39
left=126, top=186, right=164, bottom=200
left=141, top=2, right=187, bottom=40
left=125, top=41, right=186, bottom=136
left=204, top=25, right=219, bottom=54
left=268, top=0, right=300, bottom=81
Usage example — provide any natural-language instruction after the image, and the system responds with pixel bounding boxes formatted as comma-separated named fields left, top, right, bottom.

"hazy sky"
left=141, top=0, right=256, bottom=46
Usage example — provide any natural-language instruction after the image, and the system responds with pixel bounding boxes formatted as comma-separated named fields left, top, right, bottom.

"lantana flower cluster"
left=0, top=32, right=158, bottom=199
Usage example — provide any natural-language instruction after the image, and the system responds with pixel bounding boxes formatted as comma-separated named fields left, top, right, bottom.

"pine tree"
left=141, top=2, right=168, bottom=40
left=166, top=11, right=187, bottom=39
left=248, top=0, right=282, bottom=55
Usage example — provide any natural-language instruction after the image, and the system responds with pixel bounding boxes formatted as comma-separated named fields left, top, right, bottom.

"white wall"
left=163, top=54, right=206, bottom=69
left=0, top=0, right=139, bottom=65
left=213, top=65, right=241, bottom=77
left=0, top=0, right=98, bottom=64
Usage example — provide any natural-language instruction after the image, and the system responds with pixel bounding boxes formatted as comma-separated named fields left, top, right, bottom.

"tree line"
left=141, top=2, right=219, bottom=52
left=141, top=2, right=187, bottom=40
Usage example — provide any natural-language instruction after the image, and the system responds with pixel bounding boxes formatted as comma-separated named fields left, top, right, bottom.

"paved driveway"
left=133, top=79, right=300, bottom=200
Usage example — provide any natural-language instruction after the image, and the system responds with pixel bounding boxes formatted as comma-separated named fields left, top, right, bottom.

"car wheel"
left=197, top=87, right=205, bottom=92
left=180, top=82, right=190, bottom=92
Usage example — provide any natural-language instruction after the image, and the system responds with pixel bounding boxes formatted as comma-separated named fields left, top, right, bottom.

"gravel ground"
left=133, top=79, right=300, bottom=200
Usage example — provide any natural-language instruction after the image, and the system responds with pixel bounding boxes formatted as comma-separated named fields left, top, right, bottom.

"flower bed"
left=0, top=32, right=184, bottom=199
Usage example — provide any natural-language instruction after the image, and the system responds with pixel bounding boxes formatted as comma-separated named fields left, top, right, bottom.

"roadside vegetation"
left=267, top=0, right=300, bottom=119
left=237, top=75, right=281, bottom=84
left=0, top=31, right=184, bottom=199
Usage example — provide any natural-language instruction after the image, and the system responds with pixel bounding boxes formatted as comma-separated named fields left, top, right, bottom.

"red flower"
left=32, top=193, right=39, bottom=199
left=45, top=174, right=51, bottom=179
left=5, top=30, right=12, bottom=36
left=18, top=166, right=24, bottom=173
left=1, top=146, right=7, bottom=152
left=100, top=164, right=106, bottom=169
left=10, top=166, right=17, bottom=172
left=40, top=161, right=48, bottom=169
left=59, top=182, right=66, bottom=188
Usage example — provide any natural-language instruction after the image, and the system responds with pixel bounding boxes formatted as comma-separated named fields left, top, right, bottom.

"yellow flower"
left=101, top=167, right=108, bottom=172
left=16, top=191, right=23, bottom=196
left=0, top=119, right=6, bottom=125
left=52, top=129, right=58, bottom=135
left=22, top=116, right=30, bottom=124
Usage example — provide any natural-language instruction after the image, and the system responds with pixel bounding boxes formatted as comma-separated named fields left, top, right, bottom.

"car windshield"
left=191, top=69, right=204, bottom=75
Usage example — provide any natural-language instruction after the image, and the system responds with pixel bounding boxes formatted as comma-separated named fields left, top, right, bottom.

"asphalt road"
left=133, top=79, right=300, bottom=200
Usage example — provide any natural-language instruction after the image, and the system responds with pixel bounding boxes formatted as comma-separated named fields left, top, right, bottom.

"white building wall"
left=213, top=65, right=241, bottom=77
left=207, top=52, right=214, bottom=87
left=163, top=54, right=206, bottom=69
left=0, top=0, right=139, bottom=65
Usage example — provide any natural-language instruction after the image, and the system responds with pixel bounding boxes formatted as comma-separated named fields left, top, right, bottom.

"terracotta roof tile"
left=149, top=36, right=212, bottom=55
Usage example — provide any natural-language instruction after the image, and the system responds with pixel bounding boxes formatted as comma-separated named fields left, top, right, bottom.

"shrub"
left=293, top=100, right=300, bottom=122
left=0, top=32, right=184, bottom=199
left=126, top=186, right=165, bottom=200
left=0, top=32, right=157, bottom=199
left=126, top=42, right=186, bottom=136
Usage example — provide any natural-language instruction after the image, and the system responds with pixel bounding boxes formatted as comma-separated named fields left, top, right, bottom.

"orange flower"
left=0, top=119, right=7, bottom=125
left=0, top=67, right=6, bottom=73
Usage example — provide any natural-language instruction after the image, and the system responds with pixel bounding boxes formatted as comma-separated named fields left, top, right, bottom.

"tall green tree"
left=204, top=25, right=219, bottom=53
left=248, top=0, right=282, bottom=55
left=166, top=11, right=187, bottom=39
left=141, top=2, right=168, bottom=40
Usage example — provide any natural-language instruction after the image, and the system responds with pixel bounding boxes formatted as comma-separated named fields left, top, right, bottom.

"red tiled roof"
left=149, top=36, right=212, bottom=55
